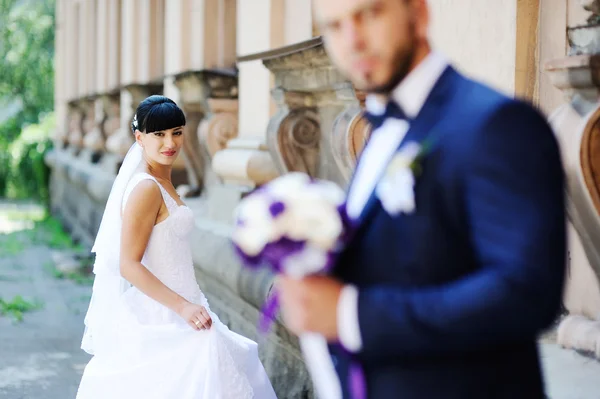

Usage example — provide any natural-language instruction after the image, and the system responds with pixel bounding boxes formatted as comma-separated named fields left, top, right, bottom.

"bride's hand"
left=177, top=302, right=212, bottom=330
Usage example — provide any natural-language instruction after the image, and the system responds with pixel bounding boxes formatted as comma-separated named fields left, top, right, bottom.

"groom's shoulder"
left=449, top=71, right=549, bottom=134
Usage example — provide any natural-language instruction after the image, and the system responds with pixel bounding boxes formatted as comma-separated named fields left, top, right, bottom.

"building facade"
left=48, top=0, right=600, bottom=396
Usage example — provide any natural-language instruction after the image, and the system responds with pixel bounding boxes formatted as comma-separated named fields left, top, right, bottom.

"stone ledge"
left=557, top=314, right=600, bottom=359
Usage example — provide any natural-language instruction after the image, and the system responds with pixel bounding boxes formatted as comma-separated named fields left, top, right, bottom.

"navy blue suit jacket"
left=330, top=66, right=566, bottom=399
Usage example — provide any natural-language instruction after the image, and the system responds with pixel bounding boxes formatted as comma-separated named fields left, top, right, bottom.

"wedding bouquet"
left=232, top=172, right=350, bottom=399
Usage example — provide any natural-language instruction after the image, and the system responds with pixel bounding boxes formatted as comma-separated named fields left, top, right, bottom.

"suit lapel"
left=353, top=66, right=459, bottom=231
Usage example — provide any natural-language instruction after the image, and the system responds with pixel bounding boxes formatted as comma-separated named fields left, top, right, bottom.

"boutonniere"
left=375, top=139, right=433, bottom=216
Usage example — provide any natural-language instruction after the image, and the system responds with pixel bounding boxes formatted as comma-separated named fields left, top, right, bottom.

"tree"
left=0, top=0, right=55, bottom=200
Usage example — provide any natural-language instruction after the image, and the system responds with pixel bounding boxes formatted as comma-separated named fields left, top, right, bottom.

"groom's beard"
left=367, top=24, right=417, bottom=95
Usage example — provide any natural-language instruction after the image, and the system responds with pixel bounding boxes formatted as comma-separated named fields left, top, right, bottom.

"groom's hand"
left=278, top=276, right=343, bottom=341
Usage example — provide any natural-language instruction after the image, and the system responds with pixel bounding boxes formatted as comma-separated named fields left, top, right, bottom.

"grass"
left=0, top=234, right=25, bottom=256
left=0, top=295, right=44, bottom=322
left=27, top=216, right=83, bottom=250
left=43, top=261, right=94, bottom=286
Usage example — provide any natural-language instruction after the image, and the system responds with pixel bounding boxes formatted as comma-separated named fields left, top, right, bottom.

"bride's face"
left=136, top=126, right=185, bottom=166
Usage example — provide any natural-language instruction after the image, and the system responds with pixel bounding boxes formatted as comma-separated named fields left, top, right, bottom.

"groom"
left=278, top=0, right=566, bottom=398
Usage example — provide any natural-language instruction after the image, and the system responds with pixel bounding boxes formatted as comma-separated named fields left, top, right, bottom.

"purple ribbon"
left=349, top=362, right=367, bottom=399
left=258, top=288, right=279, bottom=334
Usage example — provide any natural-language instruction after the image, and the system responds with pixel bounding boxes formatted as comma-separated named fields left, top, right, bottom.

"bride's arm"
left=120, top=180, right=211, bottom=330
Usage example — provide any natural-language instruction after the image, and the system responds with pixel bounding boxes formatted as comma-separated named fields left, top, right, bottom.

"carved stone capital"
left=267, top=101, right=321, bottom=177
left=199, top=98, right=239, bottom=158
left=173, top=70, right=238, bottom=105
left=260, top=38, right=347, bottom=93
left=581, top=0, right=600, bottom=15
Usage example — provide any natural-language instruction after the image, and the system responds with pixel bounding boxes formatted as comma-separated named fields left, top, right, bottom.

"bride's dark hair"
left=131, top=95, right=186, bottom=134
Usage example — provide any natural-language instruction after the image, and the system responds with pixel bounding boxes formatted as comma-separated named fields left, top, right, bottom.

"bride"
left=76, top=95, right=278, bottom=399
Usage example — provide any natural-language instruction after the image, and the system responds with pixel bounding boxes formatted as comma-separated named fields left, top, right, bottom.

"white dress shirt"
left=337, top=51, right=449, bottom=352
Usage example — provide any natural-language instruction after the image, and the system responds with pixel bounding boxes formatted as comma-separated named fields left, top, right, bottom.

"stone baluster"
left=83, top=97, right=106, bottom=154
left=198, top=97, right=239, bottom=189
left=101, top=94, right=121, bottom=151
left=330, top=87, right=371, bottom=182
left=266, top=89, right=321, bottom=178
left=67, top=102, right=85, bottom=149
left=173, top=70, right=238, bottom=197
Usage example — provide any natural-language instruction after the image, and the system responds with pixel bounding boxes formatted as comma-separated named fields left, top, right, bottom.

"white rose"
left=267, top=172, right=311, bottom=200
left=232, top=226, right=271, bottom=256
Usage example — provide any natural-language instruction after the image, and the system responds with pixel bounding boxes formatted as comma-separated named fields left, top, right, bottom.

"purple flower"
left=269, top=201, right=285, bottom=218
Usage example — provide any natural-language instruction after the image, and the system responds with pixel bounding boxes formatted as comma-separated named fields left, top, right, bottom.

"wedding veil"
left=81, top=142, right=142, bottom=355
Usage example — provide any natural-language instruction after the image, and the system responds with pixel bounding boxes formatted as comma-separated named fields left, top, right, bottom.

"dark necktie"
left=363, top=100, right=408, bottom=130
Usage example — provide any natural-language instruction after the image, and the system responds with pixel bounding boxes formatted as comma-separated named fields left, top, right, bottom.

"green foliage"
left=0, top=295, right=44, bottom=322
left=44, top=261, right=94, bottom=286
left=5, top=113, right=55, bottom=202
left=0, top=0, right=55, bottom=200
left=0, top=234, right=24, bottom=256
left=29, top=215, right=82, bottom=250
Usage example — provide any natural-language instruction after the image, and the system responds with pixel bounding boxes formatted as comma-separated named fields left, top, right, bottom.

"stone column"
left=106, top=0, right=121, bottom=90
left=64, top=0, right=78, bottom=101
left=77, top=0, right=96, bottom=98
left=95, top=0, right=121, bottom=94
left=544, top=2, right=600, bottom=359
left=54, top=0, right=68, bottom=146
left=121, top=0, right=164, bottom=86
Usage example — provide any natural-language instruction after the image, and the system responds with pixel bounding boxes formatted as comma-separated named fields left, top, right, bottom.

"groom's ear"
left=409, top=0, right=430, bottom=42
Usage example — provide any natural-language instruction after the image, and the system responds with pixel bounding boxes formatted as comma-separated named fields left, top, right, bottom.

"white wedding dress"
left=76, top=173, right=278, bottom=399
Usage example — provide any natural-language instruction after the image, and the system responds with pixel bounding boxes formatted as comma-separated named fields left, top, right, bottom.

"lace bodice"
left=122, top=173, right=204, bottom=303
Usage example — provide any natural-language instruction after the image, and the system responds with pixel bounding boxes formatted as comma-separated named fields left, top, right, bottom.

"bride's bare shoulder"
left=124, top=179, right=162, bottom=215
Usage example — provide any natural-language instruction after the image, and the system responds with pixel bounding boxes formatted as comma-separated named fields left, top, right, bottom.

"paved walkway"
left=0, top=202, right=92, bottom=398
left=541, top=342, right=600, bottom=399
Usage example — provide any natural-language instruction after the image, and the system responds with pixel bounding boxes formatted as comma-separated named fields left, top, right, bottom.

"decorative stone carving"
left=199, top=98, right=239, bottom=158
left=67, top=104, right=85, bottom=148
left=260, top=37, right=368, bottom=186
left=331, top=85, right=371, bottom=181
left=581, top=0, right=600, bottom=15
left=54, top=121, right=68, bottom=148
left=174, top=70, right=238, bottom=196
left=83, top=98, right=107, bottom=152
left=266, top=91, right=321, bottom=177
left=102, top=94, right=120, bottom=145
